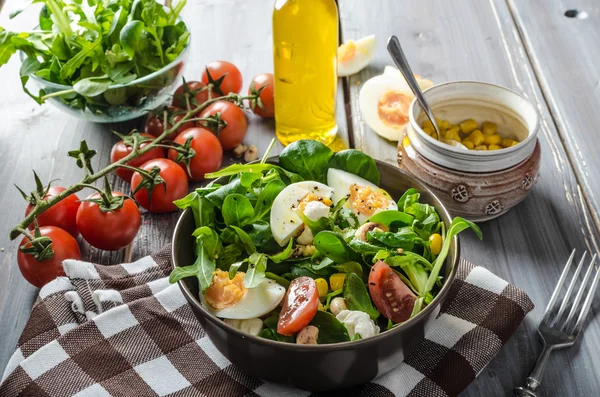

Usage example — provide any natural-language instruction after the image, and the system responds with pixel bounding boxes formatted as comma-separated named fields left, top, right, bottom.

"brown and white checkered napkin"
left=0, top=246, right=533, bottom=397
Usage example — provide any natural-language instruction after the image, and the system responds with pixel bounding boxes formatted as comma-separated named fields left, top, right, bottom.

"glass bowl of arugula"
left=170, top=139, right=482, bottom=391
left=2, top=0, right=190, bottom=122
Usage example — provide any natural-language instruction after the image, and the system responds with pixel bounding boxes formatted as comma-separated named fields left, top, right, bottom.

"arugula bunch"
left=0, top=0, right=189, bottom=109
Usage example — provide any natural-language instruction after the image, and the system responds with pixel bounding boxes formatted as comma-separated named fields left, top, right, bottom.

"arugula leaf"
left=327, top=149, right=380, bottom=185
left=244, top=252, right=268, bottom=288
left=333, top=261, right=363, bottom=277
left=73, top=76, right=112, bottom=96
left=174, top=191, right=217, bottom=228
left=265, top=272, right=290, bottom=288
left=309, top=311, right=350, bottom=344
left=269, top=238, right=294, bottom=263
left=253, top=179, right=286, bottom=221
left=169, top=243, right=215, bottom=293
left=192, top=227, right=221, bottom=260
left=216, top=244, right=242, bottom=270
left=343, top=273, right=379, bottom=320
left=206, top=163, right=303, bottom=184
left=0, top=28, right=17, bottom=66
left=230, top=226, right=256, bottom=255
left=279, top=140, right=333, bottom=182
left=222, top=194, right=254, bottom=227
left=367, top=227, right=423, bottom=251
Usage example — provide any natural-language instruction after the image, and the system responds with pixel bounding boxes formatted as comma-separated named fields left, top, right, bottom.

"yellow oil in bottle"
left=273, top=0, right=339, bottom=146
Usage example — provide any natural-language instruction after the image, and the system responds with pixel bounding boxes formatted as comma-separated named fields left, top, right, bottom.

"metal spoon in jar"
left=387, top=36, right=467, bottom=150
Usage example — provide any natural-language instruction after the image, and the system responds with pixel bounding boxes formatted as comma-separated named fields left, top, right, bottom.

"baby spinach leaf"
left=73, top=76, right=112, bottom=96
left=343, top=273, right=379, bottom=320
left=296, top=210, right=331, bottom=236
left=385, top=255, right=429, bottom=296
left=192, top=226, right=221, bottom=260
left=367, top=210, right=414, bottom=229
left=309, top=311, right=350, bottom=344
left=279, top=140, right=333, bottom=182
left=206, top=178, right=246, bottom=208
left=244, top=252, right=268, bottom=288
left=120, top=20, right=145, bottom=58
left=229, top=226, right=256, bottom=255
left=222, top=194, right=254, bottom=227
left=333, top=261, right=363, bottom=277
left=397, top=188, right=419, bottom=210
left=169, top=243, right=214, bottom=293
left=327, top=149, right=380, bottom=185
left=175, top=191, right=217, bottom=228
left=269, top=238, right=294, bottom=263
left=240, top=172, right=263, bottom=188
left=253, top=179, right=286, bottom=221
left=258, top=328, right=276, bottom=341
left=314, top=231, right=359, bottom=264
left=262, top=313, right=295, bottom=343
left=216, top=244, right=242, bottom=270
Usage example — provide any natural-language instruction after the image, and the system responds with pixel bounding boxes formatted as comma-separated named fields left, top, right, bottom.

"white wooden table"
left=1, top=1, right=599, bottom=395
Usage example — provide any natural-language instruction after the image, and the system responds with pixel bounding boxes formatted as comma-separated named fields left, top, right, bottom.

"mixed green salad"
left=0, top=0, right=189, bottom=111
left=170, top=140, right=481, bottom=344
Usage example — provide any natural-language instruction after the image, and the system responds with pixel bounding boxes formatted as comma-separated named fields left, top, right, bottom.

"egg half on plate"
left=327, top=168, right=397, bottom=224
left=338, top=34, right=376, bottom=77
left=359, top=66, right=434, bottom=141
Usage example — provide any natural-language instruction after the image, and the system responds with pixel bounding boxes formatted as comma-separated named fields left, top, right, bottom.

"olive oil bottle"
left=272, top=0, right=339, bottom=146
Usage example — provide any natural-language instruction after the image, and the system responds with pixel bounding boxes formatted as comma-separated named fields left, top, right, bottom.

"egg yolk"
left=338, top=41, right=356, bottom=63
left=297, top=192, right=333, bottom=212
left=349, top=184, right=389, bottom=216
left=205, top=270, right=246, bottom=310
left=377, top=90, right=412, bottom=128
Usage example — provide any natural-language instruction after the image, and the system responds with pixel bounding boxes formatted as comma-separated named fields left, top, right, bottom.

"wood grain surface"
left=0, top=0, right=599, bottom=396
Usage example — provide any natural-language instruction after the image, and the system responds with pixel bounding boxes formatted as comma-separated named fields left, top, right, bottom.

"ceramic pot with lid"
left=398, top=81, right=541, bottom=222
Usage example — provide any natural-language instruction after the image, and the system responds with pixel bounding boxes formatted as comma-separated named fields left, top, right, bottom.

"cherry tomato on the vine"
left=17, top=226, right=81, bottom=288
left=168, top=128, right=223, bottom=181
left=368, top=261, right=416, bottom=323
left=145, top=107, right=195, bottom=140
left=277, top=276, right=319, bottom=336
left=201, top=61, right=243, bottom=96
left=200, top=100, right=248, bottom=150
left=131, top=158, right=189, bottom=213
left=110, top=133, right=165, bottom=182
left=249, top=73, right=274, bottom=118
left=172, top=81, right=210, bottom=109
left=25, top=187, right=80, bottom=237
left=76, top=192, right=142, bottom=251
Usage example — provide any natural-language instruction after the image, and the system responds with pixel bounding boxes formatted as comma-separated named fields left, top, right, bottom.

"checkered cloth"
left=0, top=246, right=533, bottom=397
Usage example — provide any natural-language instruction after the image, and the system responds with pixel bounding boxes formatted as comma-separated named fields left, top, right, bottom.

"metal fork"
left=514, top=250, right=600, bottom=397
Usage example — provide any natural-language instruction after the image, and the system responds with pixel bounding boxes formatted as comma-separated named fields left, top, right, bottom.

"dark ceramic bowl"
left=172, top=159, right=460, bottom=391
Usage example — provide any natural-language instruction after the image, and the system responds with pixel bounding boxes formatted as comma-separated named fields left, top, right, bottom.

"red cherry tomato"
left=168, top=128, right=223, bottom=181
left=172, top=81, right=210, bottom=109
left=145, top=107, right=195, bottom=140
left=200, top=101, right=248, bottom=150
left=368, top=261, right=416, bottom=323
left=277, top=276, right=319, bottom=336
left=249, top=73, right=274, bottom=118
left=76, top=192, right=142, bottom=251
left=131, top=158, right=189, bottom=213
left=25, top=187, right=80, bottom=237
left=17, top=226, right=81, bottom=288
left=110, top=133, right=165, bottom=182
left=201, top=61, right=243, bottom=96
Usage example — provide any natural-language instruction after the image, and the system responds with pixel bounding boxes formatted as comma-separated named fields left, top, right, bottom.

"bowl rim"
left=21, top=15, right=191, bottom=91
left=172, top=159, right=460, bottom=351
left=409, top=80, right=540, bottom=157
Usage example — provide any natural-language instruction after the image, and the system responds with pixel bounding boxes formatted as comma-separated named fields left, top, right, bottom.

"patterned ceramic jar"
left=398, top=81, right=541, bottom=222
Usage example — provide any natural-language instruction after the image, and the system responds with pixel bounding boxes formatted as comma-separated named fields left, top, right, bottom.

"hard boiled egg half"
left=359, top=66, right=433, bottom=141
left=270, top=181, right=334, bottom=246
left=202, top=270, right=286, bottom=320
left=327, top=168, right=397, bottom=224
left=338, top=35, right=376, bottom=77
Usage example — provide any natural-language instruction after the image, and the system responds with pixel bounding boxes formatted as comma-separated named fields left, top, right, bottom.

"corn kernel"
left=462, top=140, right=475, bottom=150
left=443, top=127, right=461, bottom=142
left=483, top=134, right=502, bottom=145
left=511, top=141, right=519, bottom=147
left=488, top=144, right=503, bottom=150
left=421, top=120, right=434, bottom=130
left=315, top=278, right=329, bottom=297
left=468, top=130, right=484, bottom=146
left=329, top=273, right=346, bottom=291
left=422, top=126, right=433, bottom=136
left=439, top=119, right=450, bottom=129
left=318, top=302, right=326, bottom=311
left=482, top=121, right=497, bottom=135
left=501, top=138, right=517, bottom=147
left=475, top=145, right=488, bottom=150
left=448, top=124, right=459, bottom=130
left=460, top=119, right=479, bottom=134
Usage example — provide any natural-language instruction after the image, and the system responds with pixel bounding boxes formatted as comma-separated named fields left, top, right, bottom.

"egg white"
left=204, top=279, right=286, bottom=320
left=338, top=34, right=376, bottom=77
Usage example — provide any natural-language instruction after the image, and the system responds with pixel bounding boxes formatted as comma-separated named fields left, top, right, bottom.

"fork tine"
left=551, top=251, right=588, bottom=327
left=542, top=249, right=576, bottom=324
left=571, top=256, right=600, bottom=335
left=563, top=254, right=597, bottom=331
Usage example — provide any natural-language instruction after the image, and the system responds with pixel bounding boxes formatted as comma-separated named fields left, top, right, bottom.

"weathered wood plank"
left=339, top=0, right=600, bottom=396
left=0, top=0, right=348, bottom=375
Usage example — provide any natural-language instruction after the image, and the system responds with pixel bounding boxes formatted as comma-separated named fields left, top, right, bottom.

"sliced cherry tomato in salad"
left=172, top=81, right=210, bottom=109
left=200, top=100, right=248, bottom=150
left=249, top=73, right=274, bottom=118
left=168, top=127, right=223, bottom=181
left=76, top=192, right=142, bottom=251
left=201, top=61, right=243, bottom=96
left=110, top=133, right=165, bottom=182
left=145, top=107, right=195, bottom=140
left=17, top=226, right=81, bottom=288
left=368, top=261, right=416, bottom=323
left=277, top=276, right=319, bottom=336
left=25, top=186, right=80, bottom=237
left=131, top=158, right=189, bottom=213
